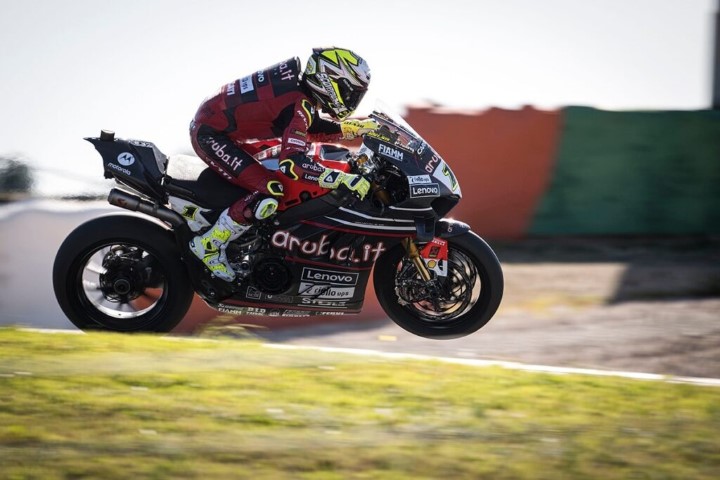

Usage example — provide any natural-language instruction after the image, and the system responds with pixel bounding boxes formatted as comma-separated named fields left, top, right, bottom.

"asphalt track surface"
left=2, top=200, right=719, bottom=379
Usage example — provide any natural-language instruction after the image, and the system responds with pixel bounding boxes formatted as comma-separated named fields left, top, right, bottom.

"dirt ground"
left=258, top=237, right=720, bottom=379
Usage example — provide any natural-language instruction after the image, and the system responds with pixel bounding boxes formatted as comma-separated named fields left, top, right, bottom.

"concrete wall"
left=531, top=107, right=720, bottom=235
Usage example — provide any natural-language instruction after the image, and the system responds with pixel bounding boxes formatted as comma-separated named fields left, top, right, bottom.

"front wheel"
left=373, top=232, right=503, bottom=339
left=53, top=215, right=194, bottom=332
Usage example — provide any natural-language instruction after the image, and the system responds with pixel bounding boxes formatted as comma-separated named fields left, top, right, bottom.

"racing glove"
left=340, top=119, right=380, bottom=140
left=318, top=168, right=371, bottom=200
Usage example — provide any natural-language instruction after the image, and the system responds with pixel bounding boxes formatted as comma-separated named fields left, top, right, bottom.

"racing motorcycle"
left=53, top=109, right=503, bottom=339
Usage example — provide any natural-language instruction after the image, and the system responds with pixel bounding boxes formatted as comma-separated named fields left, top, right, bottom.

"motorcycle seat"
left=164, top=154, right=247, bottom=208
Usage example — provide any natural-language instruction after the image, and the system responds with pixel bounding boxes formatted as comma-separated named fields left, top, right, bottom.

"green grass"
left=1, top=328, right=719, bottom=479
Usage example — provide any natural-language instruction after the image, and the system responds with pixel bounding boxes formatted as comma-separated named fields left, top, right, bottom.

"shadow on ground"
left=492, top=236, right=720, bottom=303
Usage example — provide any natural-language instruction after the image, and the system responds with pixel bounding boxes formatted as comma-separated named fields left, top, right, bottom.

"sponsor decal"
left=287, top=137, right=306, bottom=147
left=303, top=173, right=320, bottom=183
left=278, top=61, right=296, bottom=82
left=218, top=306, right=246, bottom=315
left=317, top=73, right=342, bottom=109
left=208, top=139, right=243, bottom=171
left=264, top=294, right=293, bottom=304
left=299, top=283, right=355, bottom=299
left=271, top=231, right=386, bottom=263
left=366, top=130, right=394, bottom=143
left=226, top=82, right=236, bottom=95
left=107, top=163, right=132, bottom=176
left=218, top=306, right=268, bottom=316
left=129, top=140, right=152, bottom=148
left=425, top=154, right=441, bottom=173
left=246, top=286, right=262, bottom=299
left=283, top=310, right=312, bottom=317
left=410, top=183, right=440, bottom=198
left=420, top=238, right=449, bottom=277
left=378, top=143, right=404, bottom=161
left=301, top=268, right=359, bottom=286
left=407, top=175, right=432, bottom=185
left=240, top=75, right=254, bottom=94
left=218, top=306, right=312, bottom=317
left=305, top=160, right=327, bottom=174
left=117, top=152, right=135, bottom=166
left=442, top=163, right=459, bottom=192
left=256, top=70, right=267, bottom=84
left=300, top=298, right=349, bottom=307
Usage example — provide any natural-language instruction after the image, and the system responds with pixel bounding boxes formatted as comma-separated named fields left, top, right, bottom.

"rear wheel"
left=374, top=232, right=503, bottom=339
left=53, top=215, right=193, bottom=332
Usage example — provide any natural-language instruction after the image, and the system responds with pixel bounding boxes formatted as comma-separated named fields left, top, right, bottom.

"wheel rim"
left=396, top=247, right=482, bottom=325
left=77, top=243, right=168, bottom=323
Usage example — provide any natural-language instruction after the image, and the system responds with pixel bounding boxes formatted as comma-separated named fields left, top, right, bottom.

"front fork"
left=373, top=185, right=433, bottom=282
left=402, top=238, right=432, bottom=282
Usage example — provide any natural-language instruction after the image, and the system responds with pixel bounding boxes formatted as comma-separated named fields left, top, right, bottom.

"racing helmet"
left=303, top=47, right=371, bottom=121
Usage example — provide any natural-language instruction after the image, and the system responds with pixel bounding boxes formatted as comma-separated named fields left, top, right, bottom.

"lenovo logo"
left=301, top=268, right=358, bottom=286
left=410, top=183, right=440, bottom=198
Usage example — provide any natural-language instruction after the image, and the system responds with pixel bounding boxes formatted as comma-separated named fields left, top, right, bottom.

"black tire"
left=53, top=215, right=194, bottom=332
left=373, top=231, right=504, bottom=339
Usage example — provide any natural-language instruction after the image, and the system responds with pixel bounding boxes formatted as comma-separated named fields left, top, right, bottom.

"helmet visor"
left=337, top=78, right=367, bottom=113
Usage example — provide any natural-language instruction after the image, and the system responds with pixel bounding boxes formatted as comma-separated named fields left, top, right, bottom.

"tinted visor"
left=337, top=78, right=367, bottom=112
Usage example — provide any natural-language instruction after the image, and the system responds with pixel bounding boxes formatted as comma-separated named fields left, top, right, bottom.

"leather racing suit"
left=189, top=57, right=345, bottom=223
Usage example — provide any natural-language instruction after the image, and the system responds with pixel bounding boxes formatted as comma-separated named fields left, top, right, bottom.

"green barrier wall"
left=531, top=107, right=720, bottom=235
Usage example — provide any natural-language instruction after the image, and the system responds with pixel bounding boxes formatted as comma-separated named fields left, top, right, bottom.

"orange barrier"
left=404, top=106, right=562, bottom=239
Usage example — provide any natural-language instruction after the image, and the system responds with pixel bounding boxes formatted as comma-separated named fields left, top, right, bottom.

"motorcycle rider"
left=188, top=47, right=378, bottom=282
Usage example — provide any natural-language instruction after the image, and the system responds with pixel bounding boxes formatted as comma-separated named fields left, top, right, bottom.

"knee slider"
left=253, top=197, right=279, bottom=220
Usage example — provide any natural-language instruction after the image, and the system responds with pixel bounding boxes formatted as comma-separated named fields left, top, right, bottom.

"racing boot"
left=189, top=208, right=249, bottom=282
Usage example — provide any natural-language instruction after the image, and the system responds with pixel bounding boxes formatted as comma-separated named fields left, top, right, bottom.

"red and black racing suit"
left=190, top=57, right=344, bottom=223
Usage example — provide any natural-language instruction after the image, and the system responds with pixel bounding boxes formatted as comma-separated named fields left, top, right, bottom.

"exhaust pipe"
left=108, top=189, right=185, bottom=227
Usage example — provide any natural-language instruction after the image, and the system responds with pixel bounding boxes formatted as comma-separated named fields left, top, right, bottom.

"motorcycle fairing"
left=208, top=206, right=415, bottom=313
left=87, top=109, right=469, bottom=315
left=367, top=111, right=462, bottom=199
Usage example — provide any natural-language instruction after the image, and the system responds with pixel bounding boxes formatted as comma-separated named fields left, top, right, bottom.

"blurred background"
left=0, top=0, right=717, bottom=197
left=1, top=0, right=719, bottom=376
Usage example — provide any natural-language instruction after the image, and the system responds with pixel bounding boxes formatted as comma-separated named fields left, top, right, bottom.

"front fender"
left=436, top=218, right=471, bottom=238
